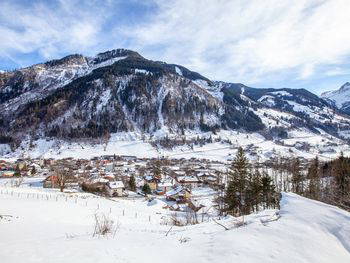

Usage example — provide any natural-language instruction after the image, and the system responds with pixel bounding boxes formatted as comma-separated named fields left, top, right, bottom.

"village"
left=0, top=156, right=228, bottom=214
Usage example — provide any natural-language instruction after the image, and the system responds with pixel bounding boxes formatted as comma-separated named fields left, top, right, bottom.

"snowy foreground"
left=0, top=186, right=349, bottom=263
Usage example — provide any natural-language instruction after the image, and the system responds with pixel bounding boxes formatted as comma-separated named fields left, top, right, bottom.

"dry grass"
left=92, top=213, right=120, bottom=238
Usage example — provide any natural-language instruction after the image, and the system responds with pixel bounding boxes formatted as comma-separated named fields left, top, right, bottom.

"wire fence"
left=0, top=186, right=215, bottom=225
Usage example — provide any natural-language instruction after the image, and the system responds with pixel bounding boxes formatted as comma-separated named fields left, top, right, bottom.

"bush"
left=128, top=176, right=136, bottom=191
left=93, top=213, right=119, bottom=237
left=142, top=183, right=152, bottom=195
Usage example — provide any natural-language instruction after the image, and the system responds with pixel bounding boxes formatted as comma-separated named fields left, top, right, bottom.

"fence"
left=0, top=186, right=215, bottom=225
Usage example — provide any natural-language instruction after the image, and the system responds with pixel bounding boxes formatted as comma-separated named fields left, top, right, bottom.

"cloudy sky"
left=1, top=0, right=350, bottom=94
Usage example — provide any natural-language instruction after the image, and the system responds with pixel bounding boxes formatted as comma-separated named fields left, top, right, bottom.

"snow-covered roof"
left=166, top=186, right=183, bottom=196
left=158, top=181, right=173, bottom=187
left=177, top=176, right=200, bottom=183
left=107, top=181, right=124, bottom=189
left=92, top=178, right=109, bottom=183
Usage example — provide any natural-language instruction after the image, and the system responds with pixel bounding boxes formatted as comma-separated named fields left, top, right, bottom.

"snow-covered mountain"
left=1, top=49, right=350, bottom=160
left=321, top=82, right=350, bottom=114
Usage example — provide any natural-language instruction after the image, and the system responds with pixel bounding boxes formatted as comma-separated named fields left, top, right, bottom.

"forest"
left=218, top=148, right=350, bottom=217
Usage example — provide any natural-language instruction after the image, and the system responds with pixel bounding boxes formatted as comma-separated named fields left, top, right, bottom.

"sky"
left=1, top=0, right=350, bottom=94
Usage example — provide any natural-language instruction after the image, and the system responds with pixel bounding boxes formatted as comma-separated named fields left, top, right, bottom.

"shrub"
left=142, top=183, right=152, bottom=195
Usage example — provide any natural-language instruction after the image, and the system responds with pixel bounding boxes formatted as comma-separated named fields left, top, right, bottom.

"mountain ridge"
left=1, top=48, right=350, bottom=160
left=321, top=82, right=350, bottom=114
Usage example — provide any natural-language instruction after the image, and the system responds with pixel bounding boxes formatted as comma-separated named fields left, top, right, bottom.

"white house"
left=106, top=181, right=125, bottom=197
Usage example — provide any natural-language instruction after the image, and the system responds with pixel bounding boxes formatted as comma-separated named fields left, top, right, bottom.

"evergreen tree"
left=14, top=164, right=21, bottom=177
left=261, top=171, right=278, bottom=209
left=128, top=175, right=136, bottom=191
left=249, top=168, right=262, bottom=212
left=224, top=147, right=250, bottom=216
left=291, top=158, right=303, bottom=195
left=31, top=166, right=36, bottom=176
left=307, top=157, right=321, bottom=199
left=333, top=152, right=350, bottom=196
left=142, top=183, right=152, bottom=195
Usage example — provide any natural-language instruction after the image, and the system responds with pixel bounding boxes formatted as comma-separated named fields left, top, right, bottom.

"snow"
left=135, top=69, right=152, bottom=75
left=108, top=181, right=124, bottom=189
left=175, top=66, right=183, bottom=76
left=258, top=95, right=276, bottom=107
left=254, top=108, right=294, bottom=128
left=0, top=144, right=11, bottom=155
left=0, top=54, right=127, bottom=117
left=2, top=127, right=350, bottom=163
left=269, top=90, right=292, bottom=96
left=194, top=79, right=224, bottom=101
left=96, top=88, right=111, bottom=113
left=339, top=130, right=350, bottom=139
left=91, top=56, right=127, bottom=70
left=0, top=184, right=349, bottom=263
left=321, top=83, right=350, bottom=108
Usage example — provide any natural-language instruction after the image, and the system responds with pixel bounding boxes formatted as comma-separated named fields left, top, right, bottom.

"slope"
left=0, top=184, right=349, bottom=263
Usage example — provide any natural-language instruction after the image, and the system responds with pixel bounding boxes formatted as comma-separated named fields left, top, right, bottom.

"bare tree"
left=53, top=165, right=73, bottom=192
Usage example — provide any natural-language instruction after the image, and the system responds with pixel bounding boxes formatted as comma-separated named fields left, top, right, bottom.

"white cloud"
left=1, top=0, right=350, bottom=90
left=325, top=67, right=350, bottom=77
left=125, top=0, right=350, bottom=84
left=0, top=0, right=114, bottom=63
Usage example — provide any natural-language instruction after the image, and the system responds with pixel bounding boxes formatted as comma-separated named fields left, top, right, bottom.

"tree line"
left=217, top=147, right=280, bottom=217
left=219, top=148, right=350, bottom=217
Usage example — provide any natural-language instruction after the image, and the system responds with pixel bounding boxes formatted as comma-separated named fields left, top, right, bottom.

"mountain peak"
left=92, top=49, right=142, bottom=64
left=44, top=54, right=86, bottom=68
left=321, top=82, right=350, bottom=112
left=339, top=82, right=350, bottom=92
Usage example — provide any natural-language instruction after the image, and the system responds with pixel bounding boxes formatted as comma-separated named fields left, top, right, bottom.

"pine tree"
left=291, top=158, right=303, bottom=195
left=128, top=175, right=136, bottom=191
left=14, top=164, right=21, bottom=177
left=248, top=168, right=262, bottom=212
left=261, top=171, right=277, bottom=209
left=307, top=157, right=321, bottom=200
left=142, top=183, right=152, bottom=195
left=332, top=153, right=350, bottom=197
left=31, top=166, right=36, bottom=176
left=224, top=147, right=250, bottom=216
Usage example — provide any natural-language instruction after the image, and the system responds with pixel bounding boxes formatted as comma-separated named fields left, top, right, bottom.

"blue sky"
left=1, top=0, right=350, bottom=94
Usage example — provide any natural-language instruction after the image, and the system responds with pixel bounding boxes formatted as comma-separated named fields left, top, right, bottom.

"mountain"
left=0, top=49, right=262, bottom=140
left=321, top=82, right=350, bottom=114
left=1, top=48, right=350, bottom=160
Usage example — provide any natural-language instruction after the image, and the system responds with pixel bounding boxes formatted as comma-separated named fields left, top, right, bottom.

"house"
left=1, top=170, right=15, bottom=177
left=43, top=175, right=59, bottom=188
left=105, top=163, right=114, bottom=172
left=156, top=179, right=174, bottom=195
left=144, top=175, right=160, bottom=191
left=43, top=175, right=78, bottom=189
left=166, top=186, right=192, bottom=203
left=176, top=175, right=201, bottom=189
left=196, top=172, right=218, bottom=185
left=106, top=181, right=125, bottom=197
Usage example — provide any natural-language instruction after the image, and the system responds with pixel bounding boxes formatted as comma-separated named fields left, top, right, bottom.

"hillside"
left=321, top=82, right=350, bottom=115
left=1, top=49, right=350, bottom=161
left=0, top=183, right=349, bottom=263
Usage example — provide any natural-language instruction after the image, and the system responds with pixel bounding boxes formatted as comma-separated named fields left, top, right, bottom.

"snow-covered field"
left=1, top=183, right=349, bottom=263
left=1, top=129, right=349, bottom=162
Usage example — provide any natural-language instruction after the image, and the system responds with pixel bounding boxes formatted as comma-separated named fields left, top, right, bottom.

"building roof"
left=107, top=181, right=124, bottom=189
left=177, top=175, right=200, bottom=183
